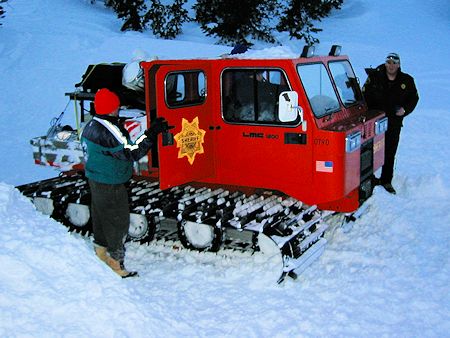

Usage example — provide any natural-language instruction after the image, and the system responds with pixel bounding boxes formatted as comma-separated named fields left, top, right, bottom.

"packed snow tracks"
left=17, top=172, right=334, bottom=283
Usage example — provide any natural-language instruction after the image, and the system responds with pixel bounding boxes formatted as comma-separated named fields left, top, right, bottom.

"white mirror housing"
left=278, top=91, right=303, bottom=123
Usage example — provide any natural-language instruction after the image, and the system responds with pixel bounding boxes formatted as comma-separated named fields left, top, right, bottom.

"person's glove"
left=144, top=117, right=172, bottom=140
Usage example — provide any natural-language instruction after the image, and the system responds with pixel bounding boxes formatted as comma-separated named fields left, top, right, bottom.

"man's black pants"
left=380, top=122, right=402, bottom=185
left=88, top=179, right=129, bottom=262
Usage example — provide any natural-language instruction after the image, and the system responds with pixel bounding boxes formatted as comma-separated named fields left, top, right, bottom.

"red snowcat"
left=17, top=45, right=387, bottom=283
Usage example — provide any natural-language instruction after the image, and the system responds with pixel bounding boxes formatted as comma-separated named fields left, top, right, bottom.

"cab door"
left=155, top=64, right=215, bottom=189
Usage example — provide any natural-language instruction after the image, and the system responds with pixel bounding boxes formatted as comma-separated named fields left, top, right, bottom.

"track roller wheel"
left=33, top=197, right=55, bottom=216
left=62, top=203, right=92, bottom=235
left=127, top=213, right=158, bottom=244
left=177, top=220, right=223, bottom=252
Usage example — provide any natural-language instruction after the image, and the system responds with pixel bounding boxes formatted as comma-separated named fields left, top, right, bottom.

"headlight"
left=375, top=117, right=388, bottom=135
left=346, top=131, right=361, bottom=153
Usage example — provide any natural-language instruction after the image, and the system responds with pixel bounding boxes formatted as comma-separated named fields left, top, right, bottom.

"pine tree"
left=115, top=0, right=147, bottom=32
left=143, top=0, right=189, bottom=39
left=99, top=0, right=146, bottom=32
left=277, top=0, right=343, bottom=45
left=194, top=0, right=278, bottom=46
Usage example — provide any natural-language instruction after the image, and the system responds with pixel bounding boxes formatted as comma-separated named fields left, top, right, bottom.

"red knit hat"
left=94, top=88, right=120, bottom=115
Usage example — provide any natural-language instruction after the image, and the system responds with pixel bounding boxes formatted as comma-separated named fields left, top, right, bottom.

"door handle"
left=162, top=132, right=174, bottom=146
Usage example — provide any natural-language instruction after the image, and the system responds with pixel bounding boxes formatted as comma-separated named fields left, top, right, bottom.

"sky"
left=0, top=0, right=449, bottom=337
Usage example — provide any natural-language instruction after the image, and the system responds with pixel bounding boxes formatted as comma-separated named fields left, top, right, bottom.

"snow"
left=1, top=0, right=449, bottom=336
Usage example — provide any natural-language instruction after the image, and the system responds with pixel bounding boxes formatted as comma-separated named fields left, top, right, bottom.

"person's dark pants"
left=380, top=122, right=402, bottom=185
left=88, top=179, right=130, bottom=262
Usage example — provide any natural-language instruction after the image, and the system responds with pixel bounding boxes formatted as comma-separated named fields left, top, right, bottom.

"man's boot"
left=105, top=256, right=138, bottom=278
left=382, top=182, right=397, bottom=194
left=94, top=245, right=108, bottom=263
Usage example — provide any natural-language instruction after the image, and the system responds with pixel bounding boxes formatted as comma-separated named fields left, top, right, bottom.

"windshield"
left=329, top=60, right=362, bottom=107
left=297, top=63, right=340, bottom=118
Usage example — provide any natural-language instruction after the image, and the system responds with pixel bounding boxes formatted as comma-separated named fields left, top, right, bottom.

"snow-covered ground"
left=1, top=0, right=449, bottom=337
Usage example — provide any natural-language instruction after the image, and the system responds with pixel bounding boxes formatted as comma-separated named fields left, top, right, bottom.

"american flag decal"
left=316, top=160, right=334, bottom=173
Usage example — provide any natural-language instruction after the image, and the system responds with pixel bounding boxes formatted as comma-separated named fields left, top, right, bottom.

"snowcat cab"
left=17, top=45, right=387, bottom=283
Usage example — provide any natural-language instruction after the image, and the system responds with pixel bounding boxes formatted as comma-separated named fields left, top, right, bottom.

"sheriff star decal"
left=174, top=117, right=206, bottom=165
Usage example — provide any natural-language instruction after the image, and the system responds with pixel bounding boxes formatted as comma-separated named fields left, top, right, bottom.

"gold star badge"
left=174, top=117, right=206, bottom=165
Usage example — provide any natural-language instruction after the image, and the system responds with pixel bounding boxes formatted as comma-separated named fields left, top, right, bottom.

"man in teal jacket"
left=81, top=88, right=169, bottom=277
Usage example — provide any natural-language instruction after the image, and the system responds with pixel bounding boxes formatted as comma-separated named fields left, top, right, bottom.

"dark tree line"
left=92, top=0, right=343, bottom=46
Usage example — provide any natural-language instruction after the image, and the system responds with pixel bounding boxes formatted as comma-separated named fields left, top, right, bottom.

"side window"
left=165, top=71, right=206, bottom=108
left=297, top=63, right=340, bottom=118
left=329, top=60, right=362, bottom=106
left=222, top=69, right=291, bottom=124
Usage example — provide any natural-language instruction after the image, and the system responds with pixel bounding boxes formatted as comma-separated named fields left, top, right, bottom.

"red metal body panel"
left=154, top=64, right=215, bottom=189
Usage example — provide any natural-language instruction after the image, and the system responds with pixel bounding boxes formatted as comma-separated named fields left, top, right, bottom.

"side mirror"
left=278, top=91, right=303, bottom=123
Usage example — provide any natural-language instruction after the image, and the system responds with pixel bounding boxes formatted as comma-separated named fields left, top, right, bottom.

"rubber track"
left=17, top=172, right=330, bottom=279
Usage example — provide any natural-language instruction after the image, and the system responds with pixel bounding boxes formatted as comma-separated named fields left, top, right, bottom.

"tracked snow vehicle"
left=17, top=45, right=387, bottom=283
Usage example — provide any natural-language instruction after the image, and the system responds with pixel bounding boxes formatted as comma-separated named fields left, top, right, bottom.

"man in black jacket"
left=363, top=53, right=419, bottom=194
